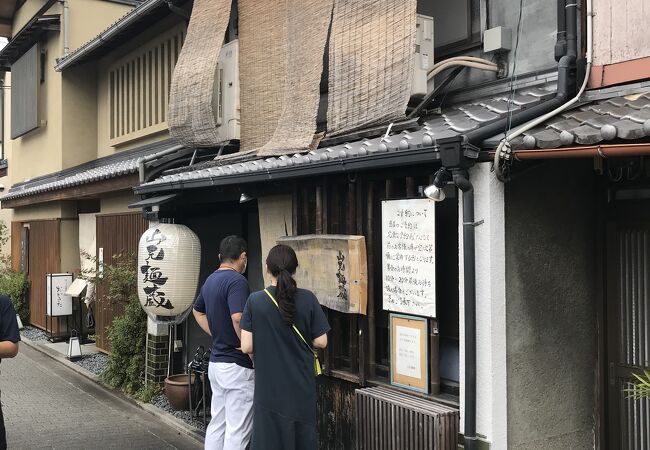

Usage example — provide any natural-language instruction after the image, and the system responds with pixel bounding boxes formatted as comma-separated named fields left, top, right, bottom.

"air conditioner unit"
left=412, top=14, right=434, bottom=98
left=212, top=39, right=240, bottom=142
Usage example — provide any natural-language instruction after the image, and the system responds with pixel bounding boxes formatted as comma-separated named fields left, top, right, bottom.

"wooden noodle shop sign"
left=390, top=313, right=429, bottom=394
left=381, top=198, right=436, bottom=317
left=277, top=235, right=367, bottom=314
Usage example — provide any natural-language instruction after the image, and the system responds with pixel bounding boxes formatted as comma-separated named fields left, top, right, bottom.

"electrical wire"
left=504, top=0, right=526, bottom=140
left=494, top=0, right=594, bottom=180
left=427, top=61, right=497, bottom=80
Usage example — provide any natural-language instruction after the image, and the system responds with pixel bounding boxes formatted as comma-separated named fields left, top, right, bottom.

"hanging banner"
left=381, top=199, right=436, bottom=317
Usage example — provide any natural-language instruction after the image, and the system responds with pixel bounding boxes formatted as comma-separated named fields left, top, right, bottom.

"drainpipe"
left=136, top=144, right=185, bottom=184
left=454, top=169, right=478, bottom=450
left=61, top=0, right=70, bottom=56
left=554, top=0, right=567, bottom=61
left=489, top=0, right=593, bottom=179
left=465, top=0, right=588, bottom=170
left=426, top=161, right=478, bottom=450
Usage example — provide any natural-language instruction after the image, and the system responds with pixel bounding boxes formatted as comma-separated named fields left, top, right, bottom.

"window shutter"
left=11, top=44, right=39, bottom=139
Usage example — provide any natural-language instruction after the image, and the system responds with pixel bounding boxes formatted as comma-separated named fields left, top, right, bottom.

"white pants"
left=205, top=362, right=255, bottom=450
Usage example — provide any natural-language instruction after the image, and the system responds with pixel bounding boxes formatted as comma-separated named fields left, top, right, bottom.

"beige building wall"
left=67, top=0, right=132, bottom=52
left=100, top=191, right=137, bottom=214
left=12, top=204, right=63, bottom=222
left=13, top=0, right=53, bottom=32
left=60, top=218, right=80, bottom=273
left=61, top=64, right=98, bottom=169
left=593, top=0, right=650, bottom=66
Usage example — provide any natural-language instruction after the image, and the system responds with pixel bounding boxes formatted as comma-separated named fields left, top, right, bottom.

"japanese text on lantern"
left=140, top=229, right=173, bottom=310
left=381, top=199, right=436, bottom=317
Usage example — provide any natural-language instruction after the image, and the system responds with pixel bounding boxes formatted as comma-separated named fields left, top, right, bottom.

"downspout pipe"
left=427, top=166, right=477, bottom=450
left=554, top=0, right=567, bottom=61
left=464, top=0, right=579, bottom=147
left=137, top=144, right=185, bottom=184
left=455, top=169, right=477, bottom=450
left=61, top=0, right=69, bottom=56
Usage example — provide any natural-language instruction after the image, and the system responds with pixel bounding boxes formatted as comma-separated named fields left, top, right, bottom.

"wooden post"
left=406, top=176, right=416, bottom=198
left=366, top=181, right=376, bottom=379
left=348, top=181, right=359, bottom=374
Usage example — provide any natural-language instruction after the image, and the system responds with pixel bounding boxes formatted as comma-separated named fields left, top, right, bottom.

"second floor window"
left=422, top=0, right=481, bottom=57
left=11, top=44, right=39, bottom=139
left=108, top=24, right=185, bottom=145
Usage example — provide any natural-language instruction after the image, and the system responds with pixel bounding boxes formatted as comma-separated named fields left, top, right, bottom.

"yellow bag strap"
left=263, top=288, right=316, bottom=353
left=263, top=288, right=323, bottom=375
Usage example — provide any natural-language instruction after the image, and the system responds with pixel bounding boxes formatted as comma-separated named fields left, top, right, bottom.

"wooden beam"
left=1, top=174, right=139, bottom=209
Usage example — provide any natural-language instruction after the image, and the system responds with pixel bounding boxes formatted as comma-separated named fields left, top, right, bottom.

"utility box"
left=483, top=26, right=512, bottom=53
left=412, top=14, right=434, bottom=98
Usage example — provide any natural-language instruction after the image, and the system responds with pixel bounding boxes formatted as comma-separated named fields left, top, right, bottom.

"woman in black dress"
left=240, top=244, right=330, bottom=450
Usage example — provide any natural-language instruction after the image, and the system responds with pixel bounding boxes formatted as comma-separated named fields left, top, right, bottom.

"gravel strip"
left=20, top=326, right=49, bottom=341
left=73, top=352, right=109, bottom=376
left=151, top=394, right=208, bottom=432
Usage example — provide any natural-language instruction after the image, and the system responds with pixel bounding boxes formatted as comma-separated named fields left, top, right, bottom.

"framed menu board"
left=382, top=199, right=436, bottom=317
left=390, top=313, right=429, bottom=394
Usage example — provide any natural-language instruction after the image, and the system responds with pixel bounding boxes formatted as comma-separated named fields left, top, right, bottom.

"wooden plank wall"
left=10, top=221, right=22, bottom=272
left=28, top=220, right=61, bottom=330
left=95, top=212, right=148, bottom=352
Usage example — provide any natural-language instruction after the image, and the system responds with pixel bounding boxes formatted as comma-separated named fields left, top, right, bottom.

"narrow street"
left=0, top=345, right=201, bottom=450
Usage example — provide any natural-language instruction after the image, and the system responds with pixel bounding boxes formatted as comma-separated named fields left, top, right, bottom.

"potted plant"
left=625, top=370, right=650, bottom=399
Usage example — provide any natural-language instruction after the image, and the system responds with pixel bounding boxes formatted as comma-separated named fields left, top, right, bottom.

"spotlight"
left=239, top=193, right=253, bottom=203
left=423, top=168, right=451, bottom=202
left=424, top=184, right=445, bottom=201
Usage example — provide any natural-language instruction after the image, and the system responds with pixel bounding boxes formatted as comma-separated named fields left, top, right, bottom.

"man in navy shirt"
left=0, top=295, right=20, bottom=450
left=193, top=236, right=253, bottom=450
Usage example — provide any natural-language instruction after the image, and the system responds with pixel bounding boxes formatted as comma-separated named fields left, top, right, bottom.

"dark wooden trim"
left=2, top=174, right=139, bottom=209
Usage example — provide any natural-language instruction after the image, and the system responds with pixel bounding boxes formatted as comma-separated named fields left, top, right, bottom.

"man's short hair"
left=219, top=235, right=248, bottom=262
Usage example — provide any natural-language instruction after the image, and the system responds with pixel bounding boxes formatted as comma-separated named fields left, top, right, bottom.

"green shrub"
left=94, top=252, right=149, bottom=398
left=0, top=270, right=30, bottom=322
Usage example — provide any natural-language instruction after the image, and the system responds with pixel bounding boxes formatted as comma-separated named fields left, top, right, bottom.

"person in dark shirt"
left=240, top=244, right=330, bottom=450
left=0, top=295, right=20, bottom=450
left=193, top=236, right=253, bottom=450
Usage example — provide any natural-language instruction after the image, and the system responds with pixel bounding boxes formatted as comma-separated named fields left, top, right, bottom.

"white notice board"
left=46, top=273, right=73, bottom=316
left=381, top=199, right=436, bottom=317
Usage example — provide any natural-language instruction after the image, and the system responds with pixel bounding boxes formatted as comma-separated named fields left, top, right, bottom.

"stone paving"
left=0, top=344, right=202, bottom=450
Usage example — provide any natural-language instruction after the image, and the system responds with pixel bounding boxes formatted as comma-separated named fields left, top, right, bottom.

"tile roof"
left=508, top=91, right=650, bottom=149
left=55, top=0, right=176, bottom=71
left=1, top=139, right=185, bottom=201
left=135, top=82, right=558, bottom=193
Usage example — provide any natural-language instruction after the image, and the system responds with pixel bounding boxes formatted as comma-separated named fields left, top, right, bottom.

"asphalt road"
left=0, top=344, right=202, bottom=450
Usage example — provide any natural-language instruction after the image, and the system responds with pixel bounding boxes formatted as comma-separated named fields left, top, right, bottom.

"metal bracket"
left=463, top=219, right=485, bottom=227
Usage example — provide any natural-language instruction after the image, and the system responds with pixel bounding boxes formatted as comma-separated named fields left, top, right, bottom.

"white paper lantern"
left=137, top=224, right=201, bottom=320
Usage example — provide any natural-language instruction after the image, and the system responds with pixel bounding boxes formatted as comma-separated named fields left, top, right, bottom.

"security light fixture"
left=239, top=192, right=253, bottom=203
left=424, top=168, right=451, bottom=202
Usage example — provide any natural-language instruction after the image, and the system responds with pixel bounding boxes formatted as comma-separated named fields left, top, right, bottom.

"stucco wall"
left=593, top=0, right=650, bottom=66
left=67, top=0, right=132, bottom=52
left=505, top=160, right=597, bottom=449
left=60, top=218, right=80, bottom=273
left=100, top=191, right=137, bottom=215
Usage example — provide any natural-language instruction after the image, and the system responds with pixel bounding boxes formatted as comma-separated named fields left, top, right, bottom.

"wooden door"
left=606, top=201, right=650, bottom=449
left=27, top=220, right=61, bottom=330
left=95, top=213, right=148, bottom=352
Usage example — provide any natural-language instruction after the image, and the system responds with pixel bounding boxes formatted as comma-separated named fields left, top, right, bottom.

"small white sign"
left=382, top=199, right=436, bottom=317
left=46, top=274, right=73, bottom=317
left=395, top=325, right=421, bottom=379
